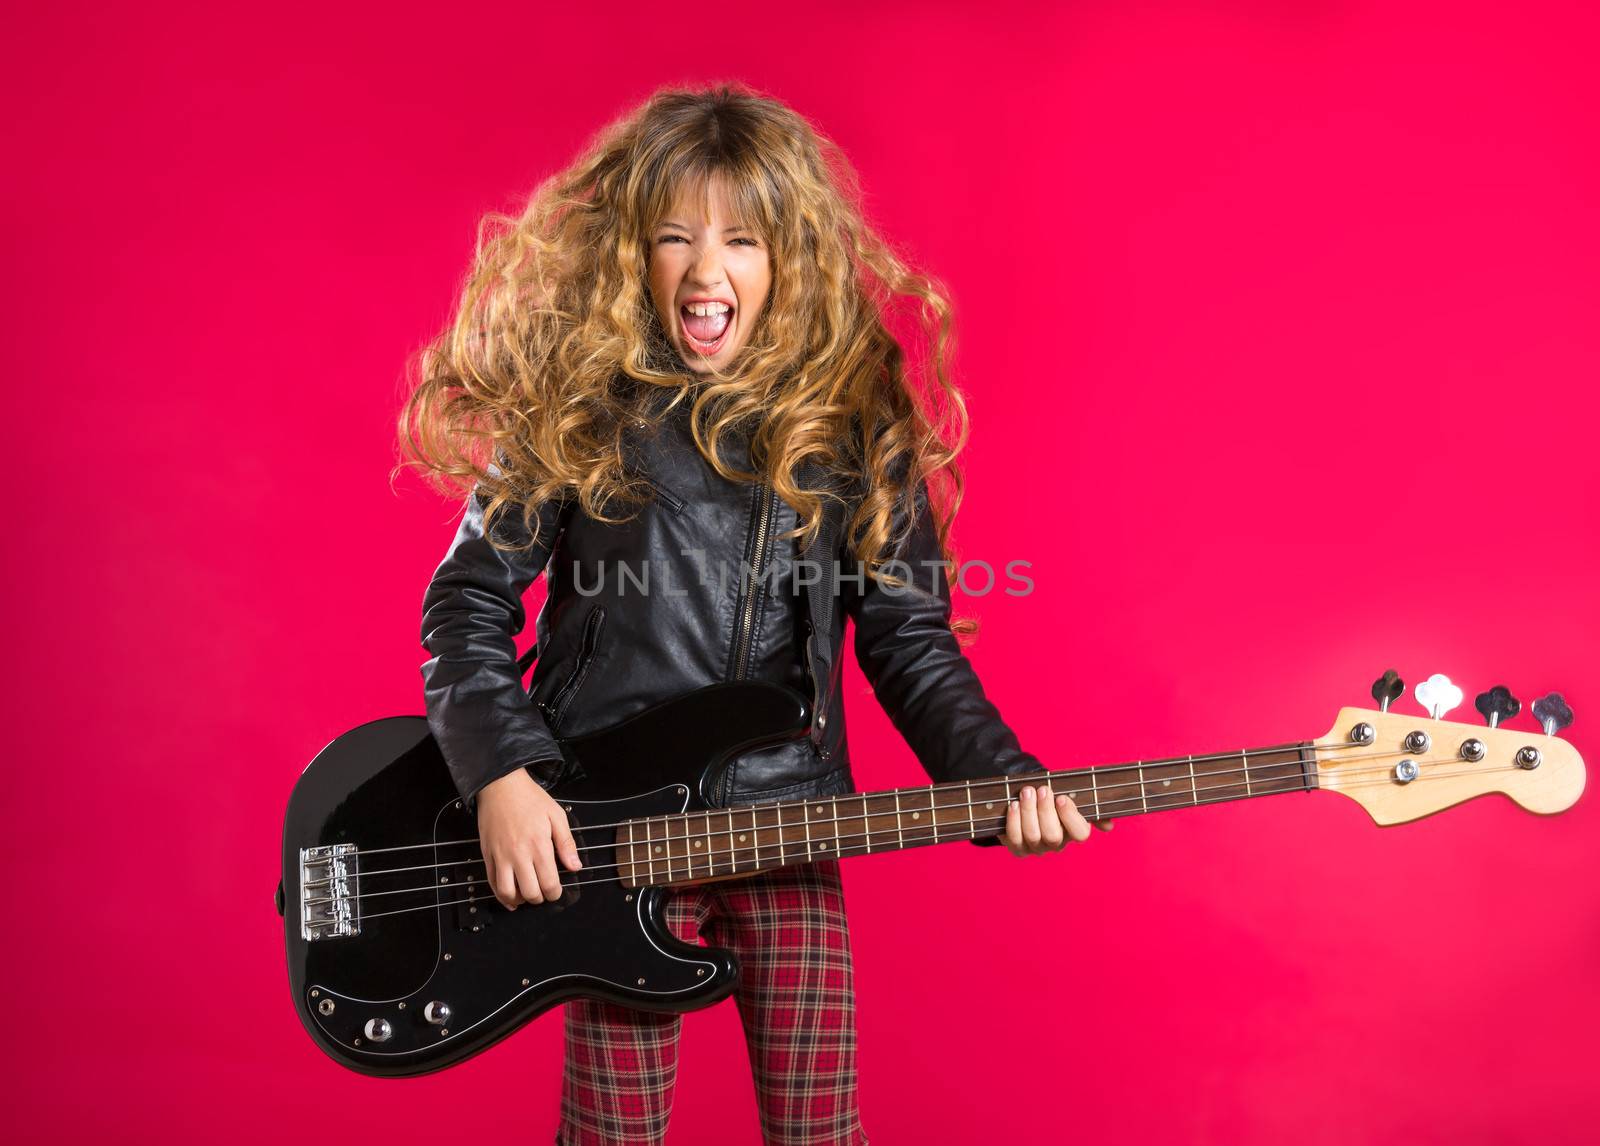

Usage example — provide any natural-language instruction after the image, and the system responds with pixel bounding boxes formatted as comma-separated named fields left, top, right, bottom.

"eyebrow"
left=658, top=220, right=754, bottom=235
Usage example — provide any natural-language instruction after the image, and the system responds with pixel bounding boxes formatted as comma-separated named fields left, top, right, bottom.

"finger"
left=530, top=831, right=564, bottom=901
left=514, top=851, right=545, bottom=905
left=1094, top=818, right=1115, bottom=832
left=1037, top=784, right=1066, bottom=850
left=1019, top=785, right=1042, bottom=851
left=551, top=808, right=582, bottom=872
left=1057, top=794, right=1092, bottom=843
left=1004, top=794, right=1024, bottom=855
left=489, top=853, right=522, bottom=910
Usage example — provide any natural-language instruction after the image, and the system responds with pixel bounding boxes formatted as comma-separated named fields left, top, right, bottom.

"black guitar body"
left=279, top=681, right=811, bottom=1077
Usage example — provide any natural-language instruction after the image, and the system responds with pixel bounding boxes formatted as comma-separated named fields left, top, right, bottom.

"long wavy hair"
left=397, top=82, right=972, bottom=587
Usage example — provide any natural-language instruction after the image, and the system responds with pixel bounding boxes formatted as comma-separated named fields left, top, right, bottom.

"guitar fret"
left=735, top=807, right=758, bottom=874
left=669, top=815, right=684, bottom=883
left=1138, top=761, right=1148, bottom=814
left=894, top=790, right=904, bottom=849
left=680, top=814, right=693, bottom=882
left=1187, top=755, right=1197, bottom=806
left=1243, top=751, right=1252, bottom=796
left=695, top=810, right=711, bottom=877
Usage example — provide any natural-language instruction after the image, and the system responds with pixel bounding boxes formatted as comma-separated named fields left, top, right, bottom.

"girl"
left=400, top=83, right=1095, bottom=1146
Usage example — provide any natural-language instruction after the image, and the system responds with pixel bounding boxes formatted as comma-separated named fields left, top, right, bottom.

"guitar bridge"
left=300, top=843, right=361, bottom=941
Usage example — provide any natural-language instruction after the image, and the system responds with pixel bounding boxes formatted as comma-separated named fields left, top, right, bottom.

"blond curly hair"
left=397, top=81, right=973, bottom=584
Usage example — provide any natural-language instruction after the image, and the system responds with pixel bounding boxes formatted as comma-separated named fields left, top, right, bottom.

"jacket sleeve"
left=420, top=487, right=572, bottom=813
left=845, top=480, right=1047, bottom=834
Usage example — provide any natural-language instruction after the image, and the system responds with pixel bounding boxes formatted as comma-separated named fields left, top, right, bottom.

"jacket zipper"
left=729, top=481, right=777, bottom=682
left=543, top=605, right=606, bottom=732
left=718, top=482, right=777, bottom=805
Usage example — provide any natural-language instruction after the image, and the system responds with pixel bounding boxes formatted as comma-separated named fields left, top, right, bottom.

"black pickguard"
left=279, top=681, right=810, bottom=1077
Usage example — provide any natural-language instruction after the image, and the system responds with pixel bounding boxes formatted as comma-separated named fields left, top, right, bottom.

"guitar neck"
left=618, top=740, right=1319, bottom=888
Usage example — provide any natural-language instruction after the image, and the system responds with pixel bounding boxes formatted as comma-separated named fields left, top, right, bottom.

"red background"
left=8, top=2, right=1597, bottom=1142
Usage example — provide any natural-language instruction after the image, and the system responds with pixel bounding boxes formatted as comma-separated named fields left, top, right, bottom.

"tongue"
left=683, top=308, right=729, bottom=343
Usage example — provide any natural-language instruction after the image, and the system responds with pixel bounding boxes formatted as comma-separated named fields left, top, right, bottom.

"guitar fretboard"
left=616, top=742, right=1316, bottom=887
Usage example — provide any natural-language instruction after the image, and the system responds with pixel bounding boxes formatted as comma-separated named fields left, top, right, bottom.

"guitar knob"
left=363, top=1018, right=393, bottom=1043
left=1474, top=686, right=1521, bottom=728
left=1370, top=670, right=1405, bottom=713
left=423, top=1001, right=452, bottom=1026
left=1415, top=674, right=1463, bottom=720
left=1531, top=692, right=1574, bottom=736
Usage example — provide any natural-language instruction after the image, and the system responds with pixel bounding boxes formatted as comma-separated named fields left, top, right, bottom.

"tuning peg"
left=1415, top=673, right=1463, bottom=720
left=1371, top=669, right=1405, bottom=713
left=1531, top=692, right=1574, bottom=736
left=1474, top=685, right=1521, bottom=728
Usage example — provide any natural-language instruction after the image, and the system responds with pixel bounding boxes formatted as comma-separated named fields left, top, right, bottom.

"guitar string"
left=309, top=741, right=1503, bottom=885
left=316, top=737, right=1456, bottom=870
left=324, top=738, right=1402, bottom=861
left=331, top=755, right=1537, bottom=927
left=306, top=746, right=1395, bottom=887
left=306, top=746, right=1520, bottom=893
left=302, top=754, right=1532, bottom=911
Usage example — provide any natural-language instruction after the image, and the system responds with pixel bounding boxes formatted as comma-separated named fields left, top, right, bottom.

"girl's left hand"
left=1002, top=782, right=1111, bottom=856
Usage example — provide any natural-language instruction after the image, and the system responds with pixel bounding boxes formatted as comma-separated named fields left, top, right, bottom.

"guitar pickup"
left=454, top=882, right=491, bottom=933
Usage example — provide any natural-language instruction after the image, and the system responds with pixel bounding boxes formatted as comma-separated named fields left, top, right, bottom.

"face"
left=646, top=173, right=771, bottom=375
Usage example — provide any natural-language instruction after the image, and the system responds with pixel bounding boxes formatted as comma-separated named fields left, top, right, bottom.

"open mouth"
left=679, top=302, right=733, bottom=356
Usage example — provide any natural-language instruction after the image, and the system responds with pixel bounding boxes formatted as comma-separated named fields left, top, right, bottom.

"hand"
left=1002, top=781, right=1112, bottom=856
left=475, top=768, right=583, bottom=908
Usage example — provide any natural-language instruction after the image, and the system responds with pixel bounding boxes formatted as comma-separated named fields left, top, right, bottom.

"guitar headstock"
left=1314, top=674, right=1584, bottom=825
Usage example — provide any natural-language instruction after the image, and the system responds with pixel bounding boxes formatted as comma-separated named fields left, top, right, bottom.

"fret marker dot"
left=1163, top=779, right=1172, bottom=787
left=821, top=842, right=830, bottom=850
left=912, top=812, right=921, bottom=820
left=986, top=802, right=994, bottom=809
left=655, top=847, right=663, bottom=854
left=739, top=834, right=747, bottom=842
left=694, top=841, right=702, bottom=848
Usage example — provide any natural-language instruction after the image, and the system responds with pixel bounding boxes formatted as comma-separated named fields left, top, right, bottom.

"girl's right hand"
left=475, top=768, right=583, bottom=909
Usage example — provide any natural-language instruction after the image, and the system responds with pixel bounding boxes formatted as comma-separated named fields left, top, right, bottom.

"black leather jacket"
left=418, top=395, right=1044, bottom=815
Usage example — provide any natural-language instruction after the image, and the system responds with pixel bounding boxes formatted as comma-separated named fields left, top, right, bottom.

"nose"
left=687, top=240, right=726, bottom=289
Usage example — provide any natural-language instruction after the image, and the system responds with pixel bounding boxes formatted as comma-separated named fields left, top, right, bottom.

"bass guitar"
left=276, top=670, right=1581, bottom=1077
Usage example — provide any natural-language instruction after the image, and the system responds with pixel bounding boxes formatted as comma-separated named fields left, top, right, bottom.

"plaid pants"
left=557, top=861, right=869, bottom=1146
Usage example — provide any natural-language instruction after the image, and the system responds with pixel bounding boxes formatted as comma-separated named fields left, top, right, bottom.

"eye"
left=656, top=234, right=687, bottom=244
left=731, top=237, right=760, bottom=247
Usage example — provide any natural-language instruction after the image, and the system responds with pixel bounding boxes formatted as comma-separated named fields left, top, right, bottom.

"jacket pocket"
left=731, top=763, right=854, bottom=805
left=543, top=605, right=607, bottom=732
left=642, top=473, right=687, bottom=515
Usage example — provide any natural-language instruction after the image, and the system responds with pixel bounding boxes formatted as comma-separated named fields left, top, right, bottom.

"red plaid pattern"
left=557, top=861, right=868, bottom=1145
